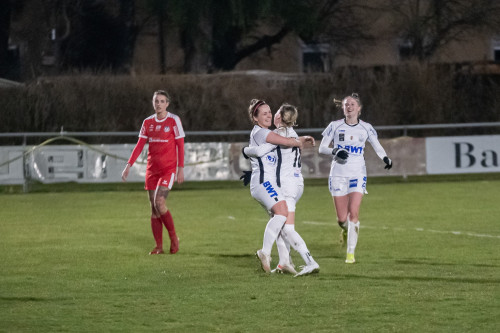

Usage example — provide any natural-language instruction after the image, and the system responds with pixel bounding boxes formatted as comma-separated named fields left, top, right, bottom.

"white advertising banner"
left=426, top=135, right=500, bottom=174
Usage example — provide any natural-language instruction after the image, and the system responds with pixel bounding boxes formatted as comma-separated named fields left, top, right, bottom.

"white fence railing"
left=0, top=123, right=499, bottom=191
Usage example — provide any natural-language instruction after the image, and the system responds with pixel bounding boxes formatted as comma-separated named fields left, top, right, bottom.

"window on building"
left=398, top=39, right=413, bottom=61
left=302, top=43, right=330, bottom=73
left=493, top=37, right=500, bottom=63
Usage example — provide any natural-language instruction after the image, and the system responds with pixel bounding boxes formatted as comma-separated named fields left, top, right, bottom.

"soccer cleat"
left=271, top=263, right=297, bottom=275
left=170, top=236, right=179, bottom=254
left=149, top=247, right=165, bottom=255
left=294, top=262, right=320, bottom=277
left=256, top=249, right=271, bottom=273
left=339, top=229, right=347, bottom=247
left=345, top=253, right=355, bottom=264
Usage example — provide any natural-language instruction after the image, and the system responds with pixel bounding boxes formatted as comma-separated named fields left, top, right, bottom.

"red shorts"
left=144, top=168, right=176, bottom=191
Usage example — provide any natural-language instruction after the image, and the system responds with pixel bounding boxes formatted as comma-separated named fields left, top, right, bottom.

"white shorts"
left=281, top=182, right=303, bottom=212
left=251, top=179, right=285, bottom=211
left=329, top=176, right=367, bottom=196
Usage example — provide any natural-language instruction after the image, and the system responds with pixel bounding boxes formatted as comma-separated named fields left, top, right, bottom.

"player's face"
left=153, top=94, right=169, bottom=115
left=273, top=110, right=282, bottom=128
left=253, top=104, right=272, bottom=128
left=343, top=97, right=360, bottom=118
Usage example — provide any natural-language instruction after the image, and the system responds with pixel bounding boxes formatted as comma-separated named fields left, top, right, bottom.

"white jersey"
left=248, top=125, right=279, bottom=186
left=247, top=125, right=285, bottom=210
left=321, top=119, right=387, bottom=178
left=275, top=127, right=303, bottom=186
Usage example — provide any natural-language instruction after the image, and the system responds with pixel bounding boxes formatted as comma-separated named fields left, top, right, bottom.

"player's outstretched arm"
left=122, top=138, right=147, bottom=182
left=299, top=135, right=315, bottom=147
left=176, top=138, right=185, bottom=184
left=177, top=167, right=184, bottom=184
left=266, top=132, right=303, bottom=149
left=122, top=163, right=130, bottom=182
left=318, top=136, right=334, bottom=155
left=243, top=143, right=276, bottom=158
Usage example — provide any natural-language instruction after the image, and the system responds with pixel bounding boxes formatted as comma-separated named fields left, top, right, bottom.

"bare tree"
left=164, top=0, right=374, bottom=72
left=389, top=0, right=500, bottom=61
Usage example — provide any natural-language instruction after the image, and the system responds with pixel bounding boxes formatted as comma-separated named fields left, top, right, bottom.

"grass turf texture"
left=1, top=176, right=499, bottom=332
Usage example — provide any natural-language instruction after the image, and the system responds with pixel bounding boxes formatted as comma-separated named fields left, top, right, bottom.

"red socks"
left=150, top=217, right=163, bottom=253
left=160, top=211, right=179, bottom=254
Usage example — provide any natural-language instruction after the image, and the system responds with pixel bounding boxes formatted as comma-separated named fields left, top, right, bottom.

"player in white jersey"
left=242, top=99, right=313, bottom=273
left=244, top=104, right=319, bottom=277
left=318, top=93, right=392, bottom=264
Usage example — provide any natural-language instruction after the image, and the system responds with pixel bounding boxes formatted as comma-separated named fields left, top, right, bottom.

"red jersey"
left=132, top=112, right=185, bottom=172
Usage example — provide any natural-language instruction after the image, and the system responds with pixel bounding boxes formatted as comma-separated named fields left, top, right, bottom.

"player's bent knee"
left=272, top=201, right=288, bottom=217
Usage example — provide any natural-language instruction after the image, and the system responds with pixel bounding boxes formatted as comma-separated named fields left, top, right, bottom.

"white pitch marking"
left=302, top=221, right=500, bottom=239
left=228, top=216, right=236, bottom=220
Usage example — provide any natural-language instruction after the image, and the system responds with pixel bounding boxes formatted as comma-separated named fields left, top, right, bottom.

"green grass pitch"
left=0, top=176, right=499, bottom=332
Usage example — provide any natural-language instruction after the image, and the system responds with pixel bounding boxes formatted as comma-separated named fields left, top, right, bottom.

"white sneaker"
left=294, top=262, right=320, bottom=277
left=271, top=263, right=297, bottom=275
left=256, top=249, right=271, bottom=273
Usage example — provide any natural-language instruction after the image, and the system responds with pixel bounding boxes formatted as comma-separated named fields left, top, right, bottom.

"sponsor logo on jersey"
left=339, top=133, right=345, bottom=141
left=155, top=125, right=162, bottom=131
left=262, top=181, right=278, bottom=199
left=148, top=124, right=154, bottom=132
left=149, top=138, right=169, bottom=143
left=349, top=179, right=358, bottom=188
left=164, top=126, right=170, bottom=132
left=337, top=144, right=363, bottom=154
left=266, top=155, right=277, bottom=164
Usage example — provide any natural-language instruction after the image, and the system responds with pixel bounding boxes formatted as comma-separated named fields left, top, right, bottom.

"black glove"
left=240, top=171, right=252, bottom=186
left=332, top=148, right=349, bottom=164
left=242, top=147, right=250, bottom=159
left=383, top=156, right=392, bottom=170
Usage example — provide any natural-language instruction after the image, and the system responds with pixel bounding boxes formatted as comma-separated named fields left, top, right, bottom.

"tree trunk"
left=119, top=0, right=138, bottom=73
left=157, top=11, right=166, bottom=74
left=212, top=26, right=291, bottom=71
left=182, top=10, right=212, bottom=73
left=0, top=0, right=12, bottom=78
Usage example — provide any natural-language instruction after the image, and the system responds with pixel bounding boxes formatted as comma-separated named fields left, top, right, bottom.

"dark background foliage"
left=1, top=64, right=499, bottom=144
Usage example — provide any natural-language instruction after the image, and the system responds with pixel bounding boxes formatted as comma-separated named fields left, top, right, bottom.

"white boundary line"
left=302, top=221, right=500, bottom=239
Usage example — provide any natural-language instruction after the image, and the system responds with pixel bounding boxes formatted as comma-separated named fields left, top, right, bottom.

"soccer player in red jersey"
left=122, top=90, right=185, bottom=255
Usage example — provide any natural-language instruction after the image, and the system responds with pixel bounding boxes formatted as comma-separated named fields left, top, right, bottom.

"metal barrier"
left=1, top=122, right=500, bottom=143
left=0, top=123, right=499, bottom=191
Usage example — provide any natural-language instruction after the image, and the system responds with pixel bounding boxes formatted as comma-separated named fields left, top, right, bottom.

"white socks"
left=275, top=234, right=290, bottom=266
left=347, top=220, right=360, bottom=254
left=262, top=215, right=287, bottom=255
left=281, top=224, right=317, bottom=266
